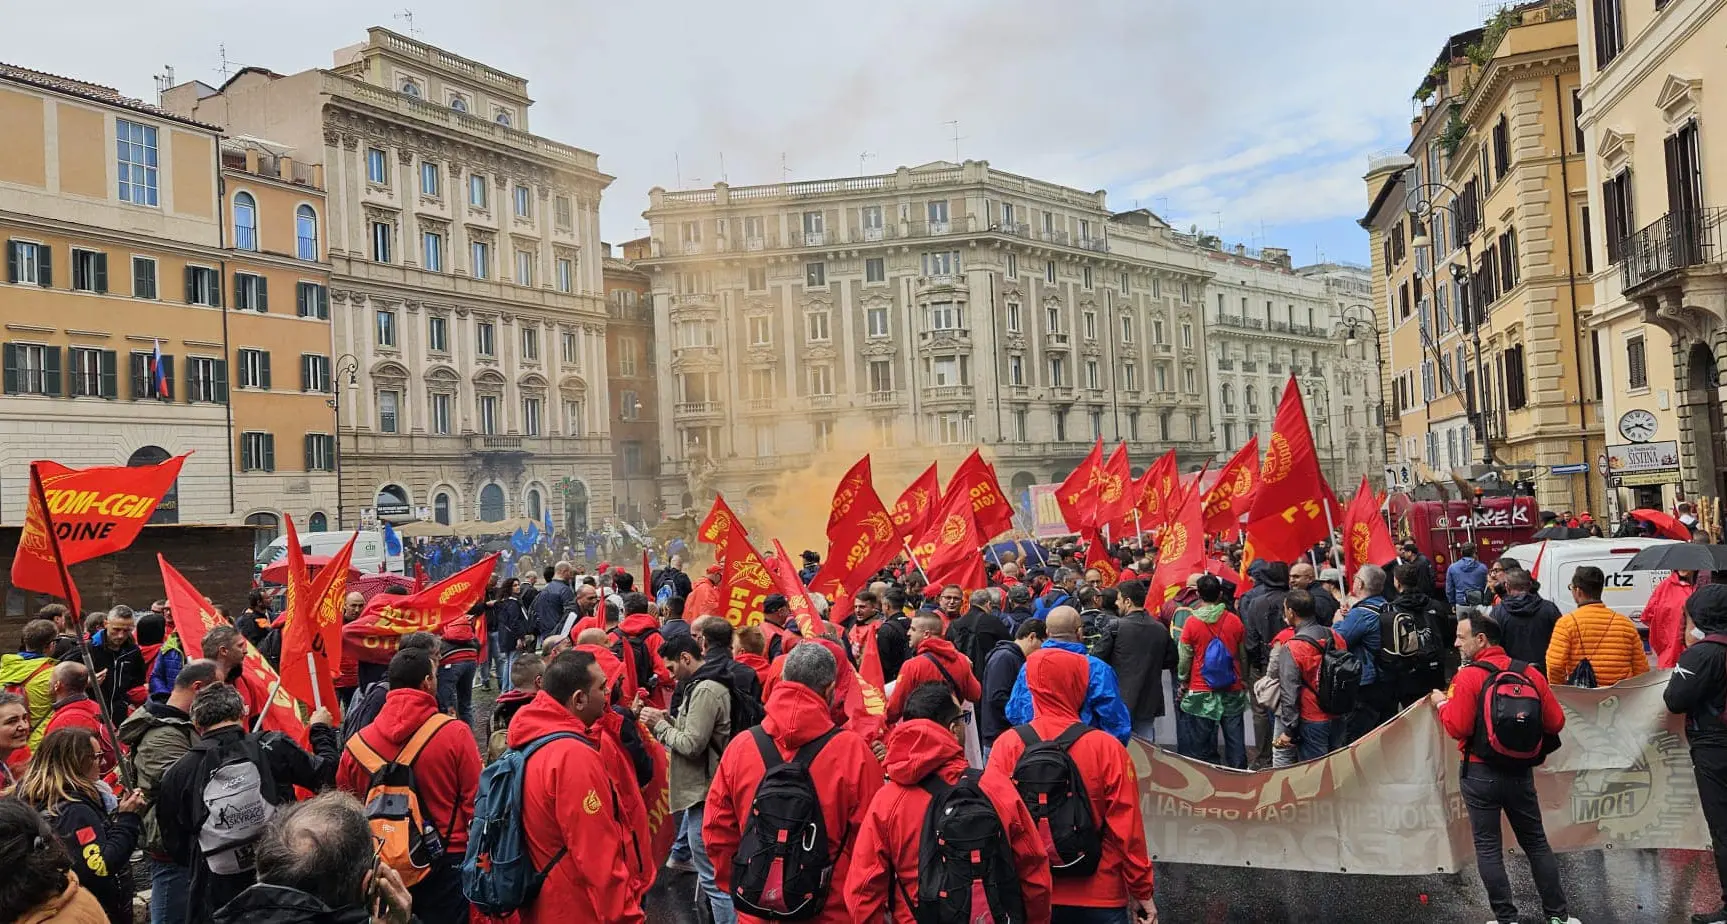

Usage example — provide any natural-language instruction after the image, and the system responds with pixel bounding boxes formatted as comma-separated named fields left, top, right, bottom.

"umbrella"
left=397, top=520, right=454, bottom=538
left=348, top=571, right=420, bottom=600
left=987, top=539, right=1050, bottom=567
left=1624, top=542, right=1727, bottom=572
left=259, top=555, right=362, bottom=586
left=1532, top=525, right=1592, bottom=540
left=1627, top=508, right=1693, bottom=541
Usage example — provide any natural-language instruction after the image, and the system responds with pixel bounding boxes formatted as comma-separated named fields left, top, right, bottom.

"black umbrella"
left=1532, top=525, right=1592, bottom=540
left=1624, top=543, right=1727, bottom=572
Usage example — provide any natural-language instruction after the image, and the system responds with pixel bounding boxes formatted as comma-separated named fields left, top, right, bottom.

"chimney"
left=1262, top=247, right=1292, bottom=271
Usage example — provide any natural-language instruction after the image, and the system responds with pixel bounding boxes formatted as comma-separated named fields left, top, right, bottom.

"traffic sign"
left=1550, top=463, right=1590, bottom=475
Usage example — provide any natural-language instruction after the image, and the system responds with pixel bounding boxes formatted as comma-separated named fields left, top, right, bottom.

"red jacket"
left=613, top=614, right=673, bottom=710
left=704, top=681, right=883, bottom=924
left=759, top=619, right=801, bottom=660
left=580, top=706, right=654, bottom=891
left=686, top=579, right=722, bottom=620
left=1644, top=573, right=1698, bottom=669
left=506, top=691, right=645, bottom=924
left=1286, top=628, right=1349, bottom=723
left=43, top=696, right=117, bottom=772
left=886, top=637, right=981, bottom=722
left=985, top=648, right=1155, bottom=908
left=1438, top=646, right=1565, bottom=764
left=844, top=719, right=1052, bottom=924
left=1182, top=611, right=1247, bottom=693
left=336, top=688, right=481, bottom=854
left=760, top=638, right=864, bottom=735
left=736, top=652, right=772, bottom=687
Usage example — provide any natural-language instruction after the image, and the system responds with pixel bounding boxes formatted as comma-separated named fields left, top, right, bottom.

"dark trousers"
left=1693, top=745, right=1727, bottom=911
left=1177, top=709, right=1247, bottom=769
left=1295, top=718, right=1337, bottom=762
left=1051, top=907, right=1130, bottom=924
left=437, top=660, right=477, bottom=724
left=1460, top=761, right=1567, bottom=922
left=409, top=855, right=471, bottom=924
left=1345, top=681, right=1397, bottom=744
left=1247, top=662, right=1273, bottom=768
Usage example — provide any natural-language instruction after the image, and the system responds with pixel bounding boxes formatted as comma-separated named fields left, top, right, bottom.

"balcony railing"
left=1240, top=360, right=1259, bottom=372
left=866, top=390, right=900, bottom=406
left=1218, top=314, right=1243, bottom=328
left=924, top=385, right=974, bottom=402
left=1047, top=332, right=1071, bottom=348
left=1267, top=362, right=1283, bottom=374
left=745, top=397, right=774, bottom=411
left=1049, top=385, right=1074, bottom=401
left=1222, top=404, right=1237, bottom=416
left=803, top=230, right=829, bottom=246
left=1623, top=207, right=1727, bottom=292
left=674, top=401, right=723, bottom=416
left=469, top=435, right=524, bottom=452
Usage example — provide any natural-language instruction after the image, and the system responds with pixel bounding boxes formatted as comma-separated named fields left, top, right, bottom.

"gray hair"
left=255, top=791, right=372, bottom=911
left=969, top=588, right=993, bottom=609
left=987, top=587, right=1004, bottom=608
left=1353, top=564, right=1387, bottom=597
left=201, top=624, right=241, bottom=656
left=780, top=641, right=837, bottom=694
left=108, top=605, right=135, bottom=620
left=189, top=682, right=245, bottom=730
left=0, top=691, right=24, bottom=712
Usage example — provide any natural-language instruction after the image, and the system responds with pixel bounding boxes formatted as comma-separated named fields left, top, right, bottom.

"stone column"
left=397, top=150, right=419, bottom=267
left=342, top=137, right=363, bottom=258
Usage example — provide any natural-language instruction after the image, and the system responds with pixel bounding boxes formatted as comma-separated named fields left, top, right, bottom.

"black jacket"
left=1667, top=637, right=1727, bottom=750
left=877, top=615, right=912, bottom=683
left=159, top=723, right=340, bottom=924
left=214, top=884, right=371, bottom=924
left=949, top=606, right=1011, bottom=686
left=980, top=640, right=1026, bottom=746
left=529, top=578, right=574, bottom=638
left=652, top=567, right=694, bottom=601
left=74, top=633, right=147, bottom=718
left=1104, top=611, right=1175, bottom=724
left=1239, top=565, right=1290, bottom=671
left=492, top=596, right=530, bottom=651
left=42, top=793, right=141, bottom=923
left=1491, top=592, right=1562, bottom=673
left=1382, top=591, right=1449, bottom=698
left=1002, top=607, right=1036, bottom=632
left=1310, top=585, right=1341, bottom=627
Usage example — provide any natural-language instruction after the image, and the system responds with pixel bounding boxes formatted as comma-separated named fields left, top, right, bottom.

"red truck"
left=1384, top=494, right=1540, bottom=594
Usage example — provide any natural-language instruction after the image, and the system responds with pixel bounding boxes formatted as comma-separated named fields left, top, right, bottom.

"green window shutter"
left=295, top=282, right=307, bottom=317
left=301, top=355, right=311, bottom=391
left=263, top=433, right=275, bottom=472
left=258, top=275, right=269, bottom=312
left=184, top=266, right=196, bottom=304
left=43, top=346, right=61, bottom=396
left=2, top=343, right=16, bottom=395
left=100, top=350, right=117, bottom=399
left=130, top=352, right=145, bottom=399
left=260, top=351, right=271, bottom=390
left=234, top=273, right=243, bottom=308
left=6, top=242, right=17, bottom=284
left=94, top=253, right=108, bottom=294
left=37, top=245, right=51, bottom=288
left=304, top=434, right=314, bottom=471
left=318, top=285, right=329, bottom=320
left=215, top=359, right=229, bottom=403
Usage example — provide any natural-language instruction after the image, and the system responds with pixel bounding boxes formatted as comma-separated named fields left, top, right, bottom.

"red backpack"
left=1467, top=660, right=1558, bottom=769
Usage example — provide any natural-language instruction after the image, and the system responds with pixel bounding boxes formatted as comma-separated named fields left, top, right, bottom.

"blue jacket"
left=1004, top=639, right=1131, bottom=742
left=147, top=643, right=184, bottom=700
left=1032, top=590, right=1072, bottom=621
left=1334, top=595, right=1385, bottom=686
left=1445, top=557, right=1488, bottom=605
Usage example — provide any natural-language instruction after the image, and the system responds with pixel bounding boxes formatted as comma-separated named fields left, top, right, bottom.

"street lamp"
left=328, top=354, right=359, bottom=529
left=1340, top=304, right=1389, bottom=473
left=1404, top=178, right=1491, bottom=468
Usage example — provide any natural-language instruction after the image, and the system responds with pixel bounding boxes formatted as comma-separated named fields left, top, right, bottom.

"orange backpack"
left=345, top=713, right=457, bottom=886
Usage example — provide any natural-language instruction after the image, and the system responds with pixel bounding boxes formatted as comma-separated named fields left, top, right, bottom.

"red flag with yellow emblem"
left=891, top=463, right=942, bottom=545
left=1203, top=437, right=1262, bottom=535
left=343, top=555, right=497, bottom=664
left=1083, top=528, right=1120, bottom=587
left=278, top=514, right=355, bottom=719
left=947, top=450, right=1015, bottom=541
left=1056, top=439, right=1104, bottom=533
left=910, top=479, right=987, bottom=591
left=1147, top=474, right=1207, bottom=605
left=1342, top=475, right=1396, bottom=579
left=811, top=456, right=900, bottom=596
left=1243, top=377, right=1339, bottom=564
left=696, top=495, right=775, bottom=626
left=1127, top=450, right=1179, bottom=535
left=1092, top=443, right=1133, bottom=536
left=165, top=555, right=304, bottom=734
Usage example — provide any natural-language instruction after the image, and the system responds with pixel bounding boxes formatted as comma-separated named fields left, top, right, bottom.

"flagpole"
left=901, top=539, right=929, bottom=582
left=1321, top=497, right=1340, bottom=568
left=252, top=674, right=284, bottom=733
left=306, top=652, right=324, bottom=712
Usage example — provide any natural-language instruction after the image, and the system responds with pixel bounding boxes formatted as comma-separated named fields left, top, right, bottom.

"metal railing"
left=1622, top=207, right=1726, bottom=291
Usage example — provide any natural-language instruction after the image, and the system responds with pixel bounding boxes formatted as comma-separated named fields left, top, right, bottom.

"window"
left=1180, top=322, right=1193, bottom=349
left=933, top=412, right=972, bottom=445
left=806, top=311, right=831, bottom=342
left=801, top=211, right=826, bottom=241
left=1499, top=227, right=1518, bottom=289
left=1090, top=410, right=1104, bottom=439
left=241, top=432, right=275, bottom=472
left=1008, top=354, right=1025, bottom=386
left=747, top=368, right=774, bottom=400
left=378, top=390, right=400, bottom=433
left=1042, top=212, right=1056, bottom=236
left=754, top=425, right=776, bottom=456
left=1153, top=277, right=1162, bottom=298
left=300, top=354, right=330, bottom=393
left=130, top=350, right=170, bottom=399
left=295, top=282, right=329, bottom=319
left=1085, top=358, right=1101, bottom=390
left=1049, top=355, right=1067, bottom=386
left=865, top=258, right=885, bottom=284
left=376, top=310, right=397, bottom=348
left=562, top=331, right=578, bottom=365
left=400, top=80, right=421, bottom=97
left=1593, top=0, right=1624, bottom=68
left=366, top=148, right=387, bottom=184
left=1491, top=115, right=1510, bottom=181
left=927, top=200, right=949, bottom=230
left=747, top=267, right=767, bottom=291
left=514, top=185, right=532, bottom=218
left=131, top=256, right=156, bottom=299
left=743, top=215, right=766, bottom=244
left=521, top=326, right=540, bottom=361
left=809, top=364, right=835, bottom=396
left=928, top=301, right=960, bottom=331
left=295, top=206, right=318, bottom=260
left=930, top=355, right=967, bottom=386
left=556, top=257, right=574, bottom=293
left=555, top=196, right=573, bottom=230
left=1012, top=409, right=1029, bottom=441
left=681, top=221, right=701, bottom=248
left=861, top=303, right=889, bottom=338
left=71, top=249, right=107, bottom=293
left=1505, top=344, right=1528, bottom=410
left=1045, top=304, right=1061, bottom=332
left=233, top=192, right=258, bottom=250
left=1668, top=119, right=1705, bottom=223
left=1052, top=409, right=1067, bottom=442
left=515, top=250, right=534, bottom=286
left=422, top=231, right=444, bottom=271
left=1627, top=335, right=1648, bottom=388
left=1006, top=252, right=1018, bottom=278
left=620, top=389, right=640, bottom=420
left=923, top=251, right=959, bottom=277
left=748, top=315, right=773, bottom=346
left=471, top=241, right=491, bottom=279
left=304, top=434, right=334, bottom=472
left=449, top=95, right=468, bottom=113
left=1083, top=310, right=1097, bottom=340
left=476, top=322, right=496, bottom=357
left=494, top=110, right=512, bottom=127
left=1183, top=366, right=1197, bottom=393
left=1045, top=261, right=1057, bottom=284
left=7, top=240, right=48, bottom=286
left=234, top=272, right=268, bottom=311
left=238, top=349, right=270, bottom=389
left=182, top=355, right=222, bottom=403
left=469, top=174, right=488, bottom=208
left=805, top=262, right=826, bottom=288
left=522, top=397, right=542, bottom=436
left=429, top=392, right=453, bottom=435
left=1156, top=365, right=1170, bottom=393
left=68, top=347, right=114, bottom=398
left=1130, top=411, right=1142, bottom=441
left=868, top=359, right=893, bottom=393
left=1120, top=272, right=1131, bottom=294
left=1005, top=301, right=1022, bottom=333
left=116, top=120, right=159, bottom=206
left=1082, top=266, right=1093, bottom=290
left=1123, top=362, right=1138, bottom=391
left=1181, top=281, right=1191, bottom=302
left=371, top=222, right=392, bottom=263
left=2, top=343, right=54, bottom=396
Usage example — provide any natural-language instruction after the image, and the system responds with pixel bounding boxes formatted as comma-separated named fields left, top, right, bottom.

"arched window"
left=1221, top=383, right=1235, bottom=407
left=308, top=511, right=329, bottom=532
left=245, top=512, right=279, bottom=559
left=1245, top=385, right=1258, bottom=411
left=494, top=109, right=512, bottom=127
left=375, top=484, right=411, bottom=519
left=479, top=484, right=506, bottom=522
left=234, top=192, right=258, bottom=251
left=449, top=96, right=468, bottom=112
left=296, top=205, right=318, bottom=261
left=127, top=446, right=178, bottom=524
left=526, top=489, right=542, bottom=523
left=433, top=492, right=451, bottom=525
left=401, top=80, right=421, bottom=98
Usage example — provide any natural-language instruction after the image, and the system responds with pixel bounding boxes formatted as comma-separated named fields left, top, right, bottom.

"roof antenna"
left=674, top=153, right=682, bottom=189
left=394, top=8, right=422, bottom=38
left=780, top=153, right=791, bottom=182
left=719, top=151, right=727, bottom=183
left=153, top=66, right=175, bottom=104
left=216, top=44, right=233, bottom=83
left=944, top=120, right=964, bottom=162
left=859, top=151, right=874, bottom=175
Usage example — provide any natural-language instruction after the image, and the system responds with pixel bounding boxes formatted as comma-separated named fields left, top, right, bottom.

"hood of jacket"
left=735, top=652, right=770, bottom=673
left=988, top=638, right=1027, bottom=665
left=1689, top=583, right=1727, bottom=635
left=1025, top=647, right=1088, bottom=722
left=1392, top=590, right=1438, bottom=614
left=882, top=718, right=966, bottom=786
left=760, top=679, right=837, bottom=750
left=0, top=651, right=52, bottom=684
left=506, top=690, right=586, bottom=749
left=618, top=612, right=661, bottom=636
left=1041, top=638, right=1088, bottom=658
left=366, top=688, right=441, bottom=748
left=1498, top=591, right=1551, bottom=619
left=51, top=696, right=101, bottom=724
left=116, top=700, right=190, bottom=748
left=212, top=884, right=370, bottom=924
left=1184, top=602, right=1228, bottom=625
left=913, top=636, right=970, bottom=676
left=1245, top=559, right=1274, bottom=585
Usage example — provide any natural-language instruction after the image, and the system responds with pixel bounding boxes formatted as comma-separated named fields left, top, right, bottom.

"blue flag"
left=382, top=522, right=402, bottom=556
left=543, top=507, right=555, bottom=536
left=526, top=522, right=541, bottom=548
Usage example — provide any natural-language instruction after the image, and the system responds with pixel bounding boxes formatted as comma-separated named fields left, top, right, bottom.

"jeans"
left=1694, top=745, right=1727, bottom=911
left=1271, top=718, right=1297, bottom=768
left=1051, top=907, right=1131, bottom=924
left=1130, top=718, right=1158, bottom=745
left=685, top=801, right=734, bottom=924
left=1177, top=709, right=1247, bottom=769
left=1346, top=682, right=1398, bottom=745
left=1295, top=719, right=1335, bottom=762
left=148, top=859, right=190, bottom=924
left=670, top=809, right=692, bottom=862
left=408, top=856, right=471, bottom=924
left=1461, top=761, right=1567, bottom=922
left=500, top=649, right=519, bottom=693
left=478, top=632, right=503, bottom=687
left=437, top=660, right=477, bottom=724
left=1247, top=662, right=1273, bottom=768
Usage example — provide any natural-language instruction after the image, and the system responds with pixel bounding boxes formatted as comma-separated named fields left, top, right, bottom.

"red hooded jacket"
left=886, top=637, right=981, bottom=722
left=1644, top=572, right=1698, bottom=669
left=612, top=613, right=673, bottom=710
left=336, top=688, right=481, bottom=854
left=507, top=691, right=645, bottom=924
left=1437, top=646, right=1565, bottom=764
left=844, top=719, right=1052, bottom=924
left=735, top=652, right=773, bottom=687
left=704, top=681, right=883, bottom=924
left=985, top=648, right=1155, bottom=909
left=43, top=696, right=117, bottom=772
left=760, top=638, right=865, bottom=736
left=574, top=644, right=655, bottom=891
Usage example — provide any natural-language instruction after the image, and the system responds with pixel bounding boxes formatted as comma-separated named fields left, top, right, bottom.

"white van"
left=1502, top=537, right=1681, bottom=624
left=255, top=529, right=405, bottom=578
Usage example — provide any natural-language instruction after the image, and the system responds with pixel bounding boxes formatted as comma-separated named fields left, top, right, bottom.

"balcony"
left=745, top=397, right=774, bottom=412
left=1218, top=314, right=1243, bottom=328
left=1243, top=317, right=1264, bottom=329
left=680, top=240, right=705, bottom=255
left=1049, top=385, right=1074, bottom=402
left=1217, top=358, right=1235, bottom=370
left=1240, top=360, right=1259, bottom=372
left=1046, top=332, right=1071, bottom=349
left=1269, top=320, right=1290, bottom=333
left=1154, top=343, right=1172, bottom=354
left=1267, top=362, right=1283, bottom=374
left=1622, top=208, right=1727, bottom=294
left=808, top=394, right=837, bottom=409
left=673, top=401, right=724, bottom=418
left=671, top=344, right=720, bottom=363
left=469, top=435, right=528, bottom=453
left=745, top=236, right=767, bottom=251
left=862, top=226, right=886, bottom=242
left=1006, top=385, right=1032, bottom=401
left=997, top=221, right=1029, bottom=237
left=803, top=230, right=829, bottom=246
left=1222, top=404, right=1237, bottom=416
left=923, top=384, right=974, bottom=404
left=866, top=390, right=900, bottom=406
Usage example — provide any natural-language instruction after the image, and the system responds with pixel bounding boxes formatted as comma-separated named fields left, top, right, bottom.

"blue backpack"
left=1200, top=638, right=1239, bottom=690
left=461, top=731, right=590, bottom=915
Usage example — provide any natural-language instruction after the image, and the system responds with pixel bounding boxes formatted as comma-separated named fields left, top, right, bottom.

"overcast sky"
left=5, top=0, right=1490, bottom=264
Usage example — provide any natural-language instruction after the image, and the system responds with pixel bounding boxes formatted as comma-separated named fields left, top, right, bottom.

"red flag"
left=344, top=555, right=497, bottom=664
left=768, top=538, right=825, bottom=638
left=163, top=555, right=303, bottom=734
left=642, top=730, right=673, bottom=867
left=891, top=463, right=942, bottom=544
left=1203, top=438, right=1262, bottom=534
left=413, top=560, right=429, bottom=586
left=1130, top=450, right=1180, bottom=534
left=850, top=623, right=889, bottom=743
left=1056, top=439, right=1104, bottom=533
left=1341, top=476, right=1396, bottom=579
left=1083, top=529, right=1120, bottom=587
left=947, top=450, right=1015, bottom=541
left=810, top=456, right=900, bottom=597
left=279, top=518, right=355, bottom=718
left=1092, top=444, right=1134, bottom=534
left=696, top=495, right=777, bottom=627
left=11, top=454, right=188, bottom=604
left=910, top=479, right=987, bottom=591
left=1243, top=377, right=1339, bottom=564
left=1147, top=474, right=1207, bottom=606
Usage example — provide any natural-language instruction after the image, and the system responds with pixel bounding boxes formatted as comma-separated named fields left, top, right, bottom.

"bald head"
left=52, top=660, right=89, bottom=696
left=575, top=628, right=610, bottom=647
left=1045, top=605, right=1082, bottom=641
left=342, top=591, right=366, bottom=622
left=1290, top=563, right=1316, bottom=588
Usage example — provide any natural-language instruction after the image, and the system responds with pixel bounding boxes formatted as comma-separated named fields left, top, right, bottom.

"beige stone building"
left=163, top=27, right=615, bottom=534
left=1579, top=0, right=1727, bottom=513
left=637, top=160, right=1215, bottom=516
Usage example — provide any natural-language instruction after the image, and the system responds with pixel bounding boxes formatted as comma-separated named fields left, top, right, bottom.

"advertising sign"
left=1606, top=441, right=1681, bottom=487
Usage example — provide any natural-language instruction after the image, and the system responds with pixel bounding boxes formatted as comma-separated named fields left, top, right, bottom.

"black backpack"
left=894, top=769, right=1025, bottom=924
left=610, top=627, right=660, bottom=696
left=1297, top=634, right=1362, bottom=716
left=729, top=727, right=839, bottom=920
left=1467, top=660, right=1559, bottom=769
left=1009, top=723, right=1101, bottom=878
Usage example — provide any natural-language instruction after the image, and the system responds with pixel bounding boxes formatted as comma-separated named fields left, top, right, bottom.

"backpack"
left=1467, top=660, right=1557, bottom=769
left=1185, top=618, right=1239, bottom=691
left=895, top=768, right=1026, bottom=924
left=461, top=731, right=593, bottom=915
left=196, top=738, right=279, bottom=876
left=1296, top=634, right=1361, bottom=716
left=1565, top=616, right=1616, bottom=689
left=611, top=627, right=660, bottom=697
left=1379, top=602, right=1437, bottom=660
left=2, top=658, right=53, bottom=697
left=1009, top=723, right=1101, bottom=878
left=729, top=727, right=839, bottom=920
left=345, top=714, right=459, bottom=887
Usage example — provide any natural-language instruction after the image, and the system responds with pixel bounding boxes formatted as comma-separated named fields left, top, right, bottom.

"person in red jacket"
left=986, top=647, right=1157, bottom=921
left=845, top=681, right=1052, bottom=924
left=335, top=647, right=480, bottom=924
left=41, top=661, right=117, bottom=774
left=573, top=643, right=655, bottom=892
left=509, top=649, right=645, bottom=924
left=704, top=642, right=883, bottom=924
left=613, top=593, right=674, bottom=710
left=734, top=625, right=773, bottom=687
left=1433, top=614, right=1571, bottom=924
left=758, top=595, right=803, bottom=661
left=885, top=613, right=981, bottom=723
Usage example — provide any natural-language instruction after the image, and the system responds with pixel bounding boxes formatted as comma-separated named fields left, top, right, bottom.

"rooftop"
left=649, top=159, right=1108, bottom=213
left=0, top=61, right=222, bottom=131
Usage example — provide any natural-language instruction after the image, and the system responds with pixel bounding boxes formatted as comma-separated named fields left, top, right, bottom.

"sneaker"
left=1692, top=909, right=1727, bottom=924
left=664, top=856, right=696, bottom=873
left=1550, top=917, right=1583, bottom=924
